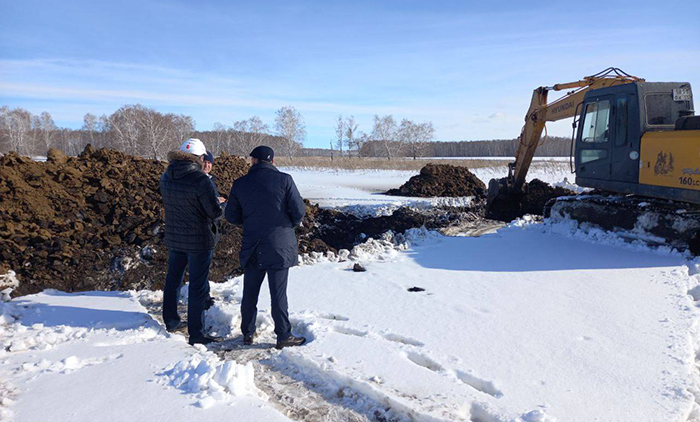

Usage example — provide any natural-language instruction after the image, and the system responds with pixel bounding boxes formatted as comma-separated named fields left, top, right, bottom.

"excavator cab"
left=573, top=82, right=699, bottom=204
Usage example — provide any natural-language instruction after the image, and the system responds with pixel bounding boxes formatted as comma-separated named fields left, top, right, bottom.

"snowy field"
left=281, top=161, right=576, bottom=216
left=3, top=165, right=700, bottom=422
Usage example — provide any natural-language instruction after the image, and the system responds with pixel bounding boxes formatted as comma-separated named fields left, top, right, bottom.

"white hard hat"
left=180, top=138, right=206, bottom=156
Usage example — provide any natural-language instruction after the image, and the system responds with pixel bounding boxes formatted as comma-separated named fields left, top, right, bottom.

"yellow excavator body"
left=639, top=130, right=700, bottom=191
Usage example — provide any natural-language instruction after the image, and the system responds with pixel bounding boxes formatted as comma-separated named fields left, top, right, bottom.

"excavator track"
left=544, top=194, right=700, bottom=254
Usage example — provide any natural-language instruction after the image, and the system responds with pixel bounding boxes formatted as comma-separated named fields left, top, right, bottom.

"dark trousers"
left=241, top=255, right=292, bottom=341
left=163, top=249, right=213, bottom=339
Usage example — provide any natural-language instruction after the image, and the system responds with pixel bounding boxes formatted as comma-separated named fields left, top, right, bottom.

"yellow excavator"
left=486, top=67, right=700, bottom=252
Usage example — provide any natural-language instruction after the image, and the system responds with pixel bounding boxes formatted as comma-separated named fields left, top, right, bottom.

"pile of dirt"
left=486, top=179, right=575, bottom=222
left=0, top=146, right=250, bottom=297
left=1, top=147, right=486, bottom=298
left=386, top=164, right=486, bottom=198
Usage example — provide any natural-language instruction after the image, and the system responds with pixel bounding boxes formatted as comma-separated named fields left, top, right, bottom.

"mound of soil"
left=386, top=164, right=486, bottom=198
left=486, top=179, right=575, bottom=222
left=0, top=146, right=249, bottom=297
left=1, top=147, right=484, bottom=298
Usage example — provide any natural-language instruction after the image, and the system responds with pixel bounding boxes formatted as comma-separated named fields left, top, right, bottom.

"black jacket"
left=160, top=151, right=223, bottom=252
left=226, top=162, right=306, bottom=269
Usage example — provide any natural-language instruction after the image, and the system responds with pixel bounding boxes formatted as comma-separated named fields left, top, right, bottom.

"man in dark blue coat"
left=225, top=146, right=307, bottom=349
left=160, top=138, right=224, bottom=345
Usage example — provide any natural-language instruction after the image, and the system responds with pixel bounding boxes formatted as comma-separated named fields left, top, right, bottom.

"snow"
left=281, top=161, right=570, bottom=215
left=0, top=291, right=290, bottom=422
left=206, top=221, right=698, bottom=422
left=3, top=165, right=700, bottom=422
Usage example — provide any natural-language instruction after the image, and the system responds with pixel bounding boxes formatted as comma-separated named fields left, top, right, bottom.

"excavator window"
left=581, top=149, right=608, bottom=164
left=581, top=101, right=611, bottom=143
left=615, top=96, right=628, bottom=147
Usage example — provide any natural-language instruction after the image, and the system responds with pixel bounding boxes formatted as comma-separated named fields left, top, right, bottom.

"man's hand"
left=218, top=197, right=226, bottom=204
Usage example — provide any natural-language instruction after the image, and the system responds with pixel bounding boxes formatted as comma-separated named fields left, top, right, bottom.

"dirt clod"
left=352, top=263, right=367, bottom=272
left=386, top=164, right=486, bottom=198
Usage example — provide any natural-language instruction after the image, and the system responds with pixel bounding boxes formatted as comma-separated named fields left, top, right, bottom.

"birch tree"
left=371, top=115, right=398, bottom=160
left=2, top=107, right=34, bottom=155
left=36, top=111, right=57, bottom=153
left=106, top=105, right=144, bottom=152
left=140, top=108, right=174, bottom=160
left=172, top=114, right=195, bottom=144
left=334, top=115, right=344, bottom=157
left=344, top=115, right=359, bottom=157
left=275, top=106, right=305, bottom=159
left=232, top=116, right=269, bottom=156
left=82, top=113, right=99, bottom=147
left=398, top=119, right=435, bottom=160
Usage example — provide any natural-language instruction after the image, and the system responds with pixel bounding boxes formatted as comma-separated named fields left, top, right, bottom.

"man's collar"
left=249, top=162, right=278, bottom=172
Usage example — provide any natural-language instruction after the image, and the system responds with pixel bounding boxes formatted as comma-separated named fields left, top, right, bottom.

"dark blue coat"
left=225, top=162, right=306, bottom=269
left=160, top=151, right=223, bottom=252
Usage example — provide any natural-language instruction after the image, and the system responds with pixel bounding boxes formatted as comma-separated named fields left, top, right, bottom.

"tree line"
left=0, top=104, right=307, bottom=160
left=358, top=136, right=571, bottom=158
left=0, top=104, right=569, bottom=160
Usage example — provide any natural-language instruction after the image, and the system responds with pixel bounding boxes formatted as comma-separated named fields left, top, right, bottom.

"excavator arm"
left=487, top=68, right=642, bottom=210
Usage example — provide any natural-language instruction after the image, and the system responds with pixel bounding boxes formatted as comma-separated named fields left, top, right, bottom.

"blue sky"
left=1, top=0, right=699, bottom=148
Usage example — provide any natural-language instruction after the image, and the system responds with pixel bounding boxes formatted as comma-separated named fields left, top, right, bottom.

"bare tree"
left=211, top=122, right=230, bottom=155
left=172, top=114, right=195, bottom=144
left=231, top=116, right=269, bottom=156
left=36, top=111, right=57, bottom=154
left=58, top=128, right=83, bottom=156
left=344, top=116, right=359, bottom=157
left=1, top=107, right=34, bottom=155
left=106, top=105, right=144, bottom=152
left=371, top=115, right=398, bottom=160
left=82, top=113, right=99, bottom=147
left=398, top=119, right=435, bottom=160
left=334, top=115, right=344, bottom=157
left=275, top=106, right=306, bottom=159
left=245, top=116, right=270, bottom=155
left=0, top=106, right=10, bottom=153
left=140, top=108, right=175, bottom=160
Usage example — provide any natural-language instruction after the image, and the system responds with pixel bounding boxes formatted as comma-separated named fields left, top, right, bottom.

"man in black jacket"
left=160, top=138, right=223, bottom=345
left=225, top=146, right=307, bottom=349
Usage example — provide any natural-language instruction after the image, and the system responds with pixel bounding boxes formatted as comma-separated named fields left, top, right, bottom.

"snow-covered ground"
left=3, top=165, right=700, bottom=422
left=281, top=161, right=574, bottom=216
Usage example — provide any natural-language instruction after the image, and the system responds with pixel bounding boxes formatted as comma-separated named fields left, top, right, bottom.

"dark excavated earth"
left=1, top=149, right=489, bottom=298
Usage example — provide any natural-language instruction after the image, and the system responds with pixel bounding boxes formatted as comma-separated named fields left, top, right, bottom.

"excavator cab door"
left=575, top=95, right=614, bottom=180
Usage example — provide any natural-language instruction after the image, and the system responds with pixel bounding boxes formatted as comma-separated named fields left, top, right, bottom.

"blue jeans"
left=163, top=249, right=213, bottom=339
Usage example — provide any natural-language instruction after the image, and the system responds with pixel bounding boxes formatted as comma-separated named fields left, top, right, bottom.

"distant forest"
left=303, top=136, right=571, bottom=158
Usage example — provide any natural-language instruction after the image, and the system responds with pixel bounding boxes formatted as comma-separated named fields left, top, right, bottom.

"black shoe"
left=275, top=335, right=306, bottom=350
left=188, top=334, right=223, bottom=346
left=243, top=333, right=257, bottom=345
left=204, top=297, right=215, bottom=310
left=165, top=320, right=186, bottom=333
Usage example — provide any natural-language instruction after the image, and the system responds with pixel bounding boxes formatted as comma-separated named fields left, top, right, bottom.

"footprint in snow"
left=455, top=370, right=503, bottom=398
left=331, top=326, right=368, bottom=337
left=381, top=332, right=424, bottom=347
left=405, top=351, right=444, bottom=373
